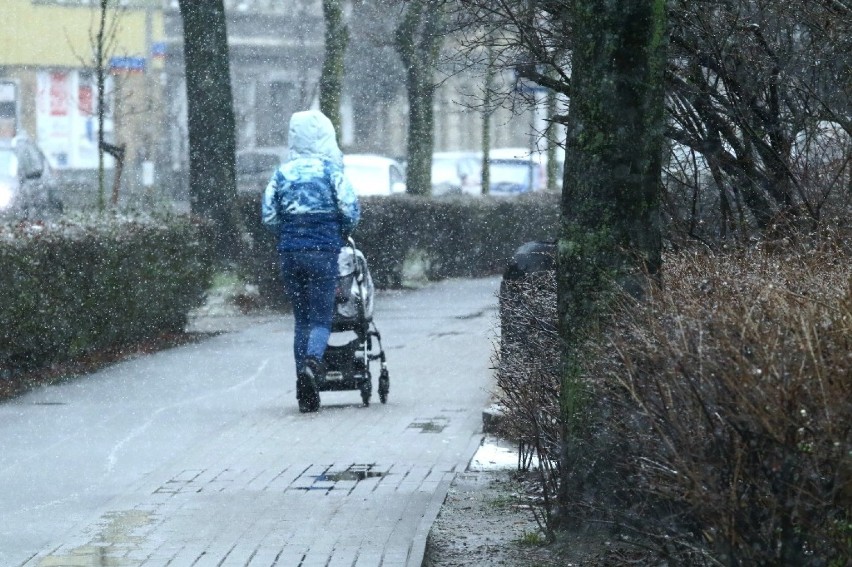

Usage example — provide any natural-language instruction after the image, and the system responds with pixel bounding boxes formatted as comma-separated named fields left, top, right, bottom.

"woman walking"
left=261, top=110, right=360, bottom=412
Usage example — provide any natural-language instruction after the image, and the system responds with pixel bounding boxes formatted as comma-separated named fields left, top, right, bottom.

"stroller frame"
left=317, top=238, right=389, bottom=406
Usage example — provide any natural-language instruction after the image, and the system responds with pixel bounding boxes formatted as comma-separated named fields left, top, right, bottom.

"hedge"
left=237, top=192, right=561, bottom=294
left=0, top=214, right=213, bottom=375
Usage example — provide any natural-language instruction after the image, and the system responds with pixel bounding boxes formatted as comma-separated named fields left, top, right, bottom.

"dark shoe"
left=297, top=357, right=322, bottom=413
left=303, top=356, right=325, bottom=386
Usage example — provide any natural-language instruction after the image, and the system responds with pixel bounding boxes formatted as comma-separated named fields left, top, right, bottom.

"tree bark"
left=178, top=0, right=239, bottom=263
left=556, top=0, right=667, bottom=527
left=395, top=0, right=443, bottom=196
left=320, top=0, right=348, bottom=135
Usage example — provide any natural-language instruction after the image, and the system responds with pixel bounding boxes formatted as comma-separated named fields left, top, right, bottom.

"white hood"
left=287, top=110, right=343, bottom=164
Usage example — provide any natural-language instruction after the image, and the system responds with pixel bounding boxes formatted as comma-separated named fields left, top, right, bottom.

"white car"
left=343, top=154, right=406, bottom=196
left=0, top=135, right=63, bottom=218
left=431, top=151, right=482, bottom=196
left=486, top=147, right=559, bottom=193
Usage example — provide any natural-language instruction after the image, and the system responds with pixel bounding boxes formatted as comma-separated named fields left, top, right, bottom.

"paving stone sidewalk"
left=1, top=277, right=500, bottom=567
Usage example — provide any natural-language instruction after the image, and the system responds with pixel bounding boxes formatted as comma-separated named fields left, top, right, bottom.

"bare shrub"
left=496, top=270, right=561, bottom=538
left=598, top=236, right=852, bottom=564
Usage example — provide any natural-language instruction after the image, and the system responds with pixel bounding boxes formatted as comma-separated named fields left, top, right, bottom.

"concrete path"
left=0, top=277, right=500, bottom=567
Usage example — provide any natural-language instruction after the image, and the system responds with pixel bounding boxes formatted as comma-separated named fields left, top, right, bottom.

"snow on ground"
left=468, top=435, right=541, bottom=471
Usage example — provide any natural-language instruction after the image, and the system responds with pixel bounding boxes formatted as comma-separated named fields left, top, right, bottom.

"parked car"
left=486, top=147, right=553, bottom=195
left=486, top=158, right=545, bottom=195
left=343, top=154, right=406, bottom=196
left=0, top=135, right=63, bottom=218
left=431, top=151, right=482, bottom=196
left=236, top=147, right=285, bottom=194
left=428, top=147, right=563, bottom=197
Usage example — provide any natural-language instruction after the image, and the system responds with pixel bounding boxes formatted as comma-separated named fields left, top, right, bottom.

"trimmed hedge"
left=237, top=192, right=561, bottom=293
left=0, top=215, right=212, bottom=375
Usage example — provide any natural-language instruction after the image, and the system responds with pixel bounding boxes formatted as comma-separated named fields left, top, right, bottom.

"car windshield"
left=345, top=164, right=388, bottom=195
left=0, top=148, right=18, bottom=176
left=489, top=160, right=533, bottom=185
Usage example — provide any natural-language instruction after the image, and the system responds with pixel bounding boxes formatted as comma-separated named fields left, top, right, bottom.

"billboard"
left=36, top=70, right=114, bottom=169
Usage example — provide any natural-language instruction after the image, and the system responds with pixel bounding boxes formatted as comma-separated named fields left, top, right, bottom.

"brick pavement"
left=6, top=277, right=500, bottom=567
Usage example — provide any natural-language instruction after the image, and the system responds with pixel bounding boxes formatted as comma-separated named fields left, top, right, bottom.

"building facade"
left=2, top=0, right=548, bottom=204
left=0, top=0, right=166, bottom=201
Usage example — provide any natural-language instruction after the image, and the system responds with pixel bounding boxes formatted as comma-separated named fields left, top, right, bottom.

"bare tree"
left=445, top=1, right=571, bottom=190
left=449, top=0, right=667, bottom=531
left=394, top=0, right=445, bottom=195
left=450, top=0, right=851, bottom=244
left=665, top=0, right=852, bottom=242
left=84, top=0, right=123, bottom=211
left=177, top=0, right=240, bottom=263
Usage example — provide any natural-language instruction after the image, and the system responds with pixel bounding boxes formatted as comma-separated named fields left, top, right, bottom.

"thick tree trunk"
left=556, top=0, right=667, bottom=527
left=404, top=75, right=435, bottom=196
left=320, top=0, right=348, bottom=135
left=395, top=0, right=442, bottom=196
left=178, top=0, right=239, bottom=263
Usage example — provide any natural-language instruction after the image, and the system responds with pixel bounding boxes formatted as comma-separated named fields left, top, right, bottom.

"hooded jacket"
left=261, top=110, right=360, bottom=252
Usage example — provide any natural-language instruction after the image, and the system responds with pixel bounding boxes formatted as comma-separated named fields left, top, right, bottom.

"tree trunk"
left=481, top=43, right=494, bottom=195
left=556, top=0, right=667, bottom=527
left=546, top=89, right=558, bottom=192
left=395, top=0, right=442, bottom=196
left=96, top=0, right=109, bottom=212
left=178, top=0, right=239, bottom=263
left=320, top=0, right=348, bottom=135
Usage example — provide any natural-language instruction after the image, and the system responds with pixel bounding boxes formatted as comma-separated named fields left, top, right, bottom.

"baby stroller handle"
left=347, top=237, right=366, bottom=285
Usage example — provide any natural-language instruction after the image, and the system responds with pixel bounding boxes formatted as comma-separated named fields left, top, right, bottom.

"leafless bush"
left=495, top=271, right=561, bottom=538
left=596, top=235, right=852, bottom=565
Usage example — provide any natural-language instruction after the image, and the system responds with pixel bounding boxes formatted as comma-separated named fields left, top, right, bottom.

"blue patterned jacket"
left=261, top=111, right=360, bottom=252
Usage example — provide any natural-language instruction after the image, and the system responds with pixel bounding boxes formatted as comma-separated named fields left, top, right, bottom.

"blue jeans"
left=279, top=250, right=338, bottom=374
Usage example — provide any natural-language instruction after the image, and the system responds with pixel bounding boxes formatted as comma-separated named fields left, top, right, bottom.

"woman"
left=261, top=110, right=360, bottom=413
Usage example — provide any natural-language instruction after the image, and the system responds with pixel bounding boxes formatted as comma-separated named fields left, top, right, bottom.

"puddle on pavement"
left=408, top=416, right=450, bottom=433
left=37, top=510, right=152, bottom=566
left=316, top=464, right=385, bottom=483
left=319, top=469, right=384, bottom=482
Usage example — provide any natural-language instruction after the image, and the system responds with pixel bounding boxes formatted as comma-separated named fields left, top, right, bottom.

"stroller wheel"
left=359, top=377, right=372, bottom=407
left=378, top=368, right=389, bottom=404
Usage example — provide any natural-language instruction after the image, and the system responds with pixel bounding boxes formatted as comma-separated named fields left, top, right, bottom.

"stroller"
left=317, top=237, right=389, bottom=406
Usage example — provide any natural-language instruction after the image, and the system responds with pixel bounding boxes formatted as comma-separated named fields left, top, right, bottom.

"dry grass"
left=495, top=229, right=851, bottom=565
left=596, top=234, right=852, bottom=565
left=495, top=271, right=561, bottom=538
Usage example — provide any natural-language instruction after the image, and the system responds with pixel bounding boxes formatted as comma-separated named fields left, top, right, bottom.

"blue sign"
left=109, top=56, right=146, bottom=74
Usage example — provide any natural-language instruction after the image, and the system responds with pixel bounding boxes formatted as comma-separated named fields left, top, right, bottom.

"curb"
left=407, top=432, right=485, bottom=567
